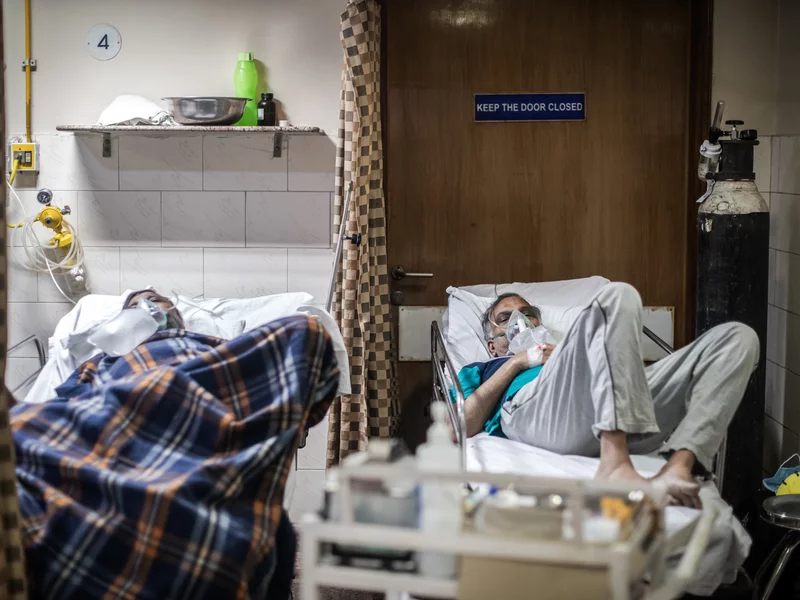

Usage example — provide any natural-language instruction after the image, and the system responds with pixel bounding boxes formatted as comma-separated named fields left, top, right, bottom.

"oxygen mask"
left=86, top=299, right=174, bottom=357
left=505, top=309, right=552, bottom=356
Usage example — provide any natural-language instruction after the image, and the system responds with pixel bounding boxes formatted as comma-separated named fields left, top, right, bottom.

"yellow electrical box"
left=8, top=142, right=39, bottom=174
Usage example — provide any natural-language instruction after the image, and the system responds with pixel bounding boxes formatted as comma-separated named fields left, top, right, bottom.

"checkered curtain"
left=0, top=394, right=25, bottom=600
left=328, top=0, right=398, bottom=467
left=0, top=6, right=27, bottom=596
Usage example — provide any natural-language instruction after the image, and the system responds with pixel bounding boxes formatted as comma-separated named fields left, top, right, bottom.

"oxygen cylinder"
left=696, top=103, right=768, bottom=520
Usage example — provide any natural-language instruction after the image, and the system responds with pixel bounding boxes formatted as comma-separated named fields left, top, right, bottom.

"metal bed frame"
left=8, top=334, right=47, bottom=396
left=431, top=319, right=726, bottom=487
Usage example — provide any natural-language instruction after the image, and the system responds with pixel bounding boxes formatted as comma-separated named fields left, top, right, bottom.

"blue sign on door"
left=475, top=93, right=586, bottom=122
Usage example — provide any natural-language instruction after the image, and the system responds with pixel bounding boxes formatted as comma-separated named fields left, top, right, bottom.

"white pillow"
left=57, top=292, right=128, bottom=363
left=55, top=290, right=248, bottom=358
left=166, top=292, right=352, bottom=395
left=443, top=277, right=610, bottom=372
left=178, top=292, right=318, bottom=331
left=455, top=276, right=610, bottom=308
left=537, top=304, right=588, bottom=342
left=444, top=288, right=493, bottom=369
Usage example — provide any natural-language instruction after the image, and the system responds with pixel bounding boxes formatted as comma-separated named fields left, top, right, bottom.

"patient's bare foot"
left=595, top=431, right=648, bottom=484
left=595, top=460, right=648, bottom=484
left=651, top=450, right=701, bottom=509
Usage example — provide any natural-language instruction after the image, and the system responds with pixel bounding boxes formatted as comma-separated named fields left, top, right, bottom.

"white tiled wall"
left=119, top=136, right=204, bottom=191
left=6, top=131, right=337, bottom=512
left=203, top=135, right=288, bottom=191
left=729, top=0, right=800, bottom=476
left=765, top=134, right=800, bottom=473
left=712, top=0, right=780, bottom=135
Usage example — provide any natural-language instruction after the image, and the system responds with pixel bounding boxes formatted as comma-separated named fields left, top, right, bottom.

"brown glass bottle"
left=257, top=93, right=277, bottom=126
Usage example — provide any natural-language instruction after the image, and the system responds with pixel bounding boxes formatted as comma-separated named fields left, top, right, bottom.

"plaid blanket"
left=11, top=315, right=339, bottom=600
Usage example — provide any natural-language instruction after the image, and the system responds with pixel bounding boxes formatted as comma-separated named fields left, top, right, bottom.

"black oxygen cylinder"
left=696, top=122, right=768, bottom=521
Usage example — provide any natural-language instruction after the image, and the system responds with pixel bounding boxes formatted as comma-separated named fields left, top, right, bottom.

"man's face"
left=125, top=290, right=185, bottom=330
left=487, top=296, right=540, bottom=357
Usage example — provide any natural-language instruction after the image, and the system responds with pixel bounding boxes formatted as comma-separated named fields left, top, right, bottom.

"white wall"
left=710, top=1, right=800, bottom=474
left=763, top=0, right=800, bottom=473
left=2, top=0, right=344, bottom=139
left=712, top=0, right=780, bottom=201
left=711, top=0, right=780, bottom=136
left=715, top=0, right=800, bottom=473
left=3, top=0, right=344, bottom=517
left=775, top=0, right=800, bottom=135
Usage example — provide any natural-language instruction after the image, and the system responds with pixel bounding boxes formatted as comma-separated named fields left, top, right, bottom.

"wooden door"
left=384, top=0, right=711, bottom=445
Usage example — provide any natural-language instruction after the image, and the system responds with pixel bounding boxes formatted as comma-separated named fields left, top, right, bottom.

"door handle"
left=391, top=266, right=433, bottom=281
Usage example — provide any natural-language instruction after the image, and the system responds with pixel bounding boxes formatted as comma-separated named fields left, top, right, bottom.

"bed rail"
left=8, top=335, right=47, bottom=395
left=431, top=321, right=467, bottom=469
left=643, top=326, right=674, bottom=355
left=326, top=185, right=354, bottom=314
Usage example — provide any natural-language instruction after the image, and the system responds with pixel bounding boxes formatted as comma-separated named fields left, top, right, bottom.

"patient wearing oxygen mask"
left=452, top=283, right=760, bottom=508
left=86, top=289, right=185, bottom=356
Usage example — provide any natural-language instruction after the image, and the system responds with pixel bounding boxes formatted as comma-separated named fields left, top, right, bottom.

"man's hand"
left=542, top=343, right=556, bottom=364
left=510, top=344, right=556, bottom=370
left=509, top=351, right=533, bottom=372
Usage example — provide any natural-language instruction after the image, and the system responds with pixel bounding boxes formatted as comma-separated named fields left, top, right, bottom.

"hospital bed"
left=18, top=290, right=351, bottom=406
left=430, top=276, right=751, bottom=597
left=12, top=289, right=350, bottom=512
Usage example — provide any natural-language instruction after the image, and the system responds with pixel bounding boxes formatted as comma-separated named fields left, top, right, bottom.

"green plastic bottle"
left=234, top=52, right=258, bottom=126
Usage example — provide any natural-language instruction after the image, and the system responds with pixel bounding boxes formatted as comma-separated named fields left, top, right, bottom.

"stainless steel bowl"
left=162, top=97, right=249, bottom=126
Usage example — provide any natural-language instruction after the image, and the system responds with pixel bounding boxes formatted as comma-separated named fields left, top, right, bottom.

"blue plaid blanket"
left=12, top=315, right=339, bottom=600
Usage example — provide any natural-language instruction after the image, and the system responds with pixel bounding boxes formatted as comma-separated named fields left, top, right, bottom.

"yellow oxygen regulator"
left=9, top=188, right=73, bottom=249
left=35, top=200, right=73, bottom=250
left=7, top=188, right=87, bottom=298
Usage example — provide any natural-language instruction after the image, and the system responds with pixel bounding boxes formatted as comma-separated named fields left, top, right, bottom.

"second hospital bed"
left=431, top=276, right=752, bottom=597
left=13, top=289, right=351, bottom=511
left=18, top=289, right=351, bottom=406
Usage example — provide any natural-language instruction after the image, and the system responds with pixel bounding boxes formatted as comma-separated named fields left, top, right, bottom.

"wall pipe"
left=24, top=0, right=32, bottom=142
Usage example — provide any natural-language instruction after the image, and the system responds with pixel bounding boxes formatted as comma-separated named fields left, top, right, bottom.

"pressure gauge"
left=36, top=188, right=53, bottom=205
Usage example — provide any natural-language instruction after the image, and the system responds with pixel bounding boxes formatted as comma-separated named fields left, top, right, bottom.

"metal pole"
left=642, top=326, right=673, bottom=355
left=326, top=185, right=353, bottom=313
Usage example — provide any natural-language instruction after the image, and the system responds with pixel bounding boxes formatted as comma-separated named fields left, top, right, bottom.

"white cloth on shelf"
left=96, top=95, right=177, bottom=126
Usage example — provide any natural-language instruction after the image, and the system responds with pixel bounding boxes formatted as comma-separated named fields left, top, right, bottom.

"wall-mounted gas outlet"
left=7, top=142, right=40, bottom=174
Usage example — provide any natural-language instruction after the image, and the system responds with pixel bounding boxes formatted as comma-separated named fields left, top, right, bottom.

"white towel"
left=96, top=95, right=177, bottom=126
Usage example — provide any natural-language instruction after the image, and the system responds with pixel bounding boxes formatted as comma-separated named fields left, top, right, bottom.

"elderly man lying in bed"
left=453, top=282, right=759, bottom=508
left=11, top=289, right=339, bottom=600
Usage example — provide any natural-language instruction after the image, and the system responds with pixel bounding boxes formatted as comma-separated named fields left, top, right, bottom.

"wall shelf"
left=55, top=125, right=325, bottom=158
left=56, top=125, right=323, bottom=133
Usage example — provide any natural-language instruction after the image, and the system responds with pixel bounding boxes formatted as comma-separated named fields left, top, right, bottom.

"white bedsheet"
left=467, top=434, right=751, bottom=596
